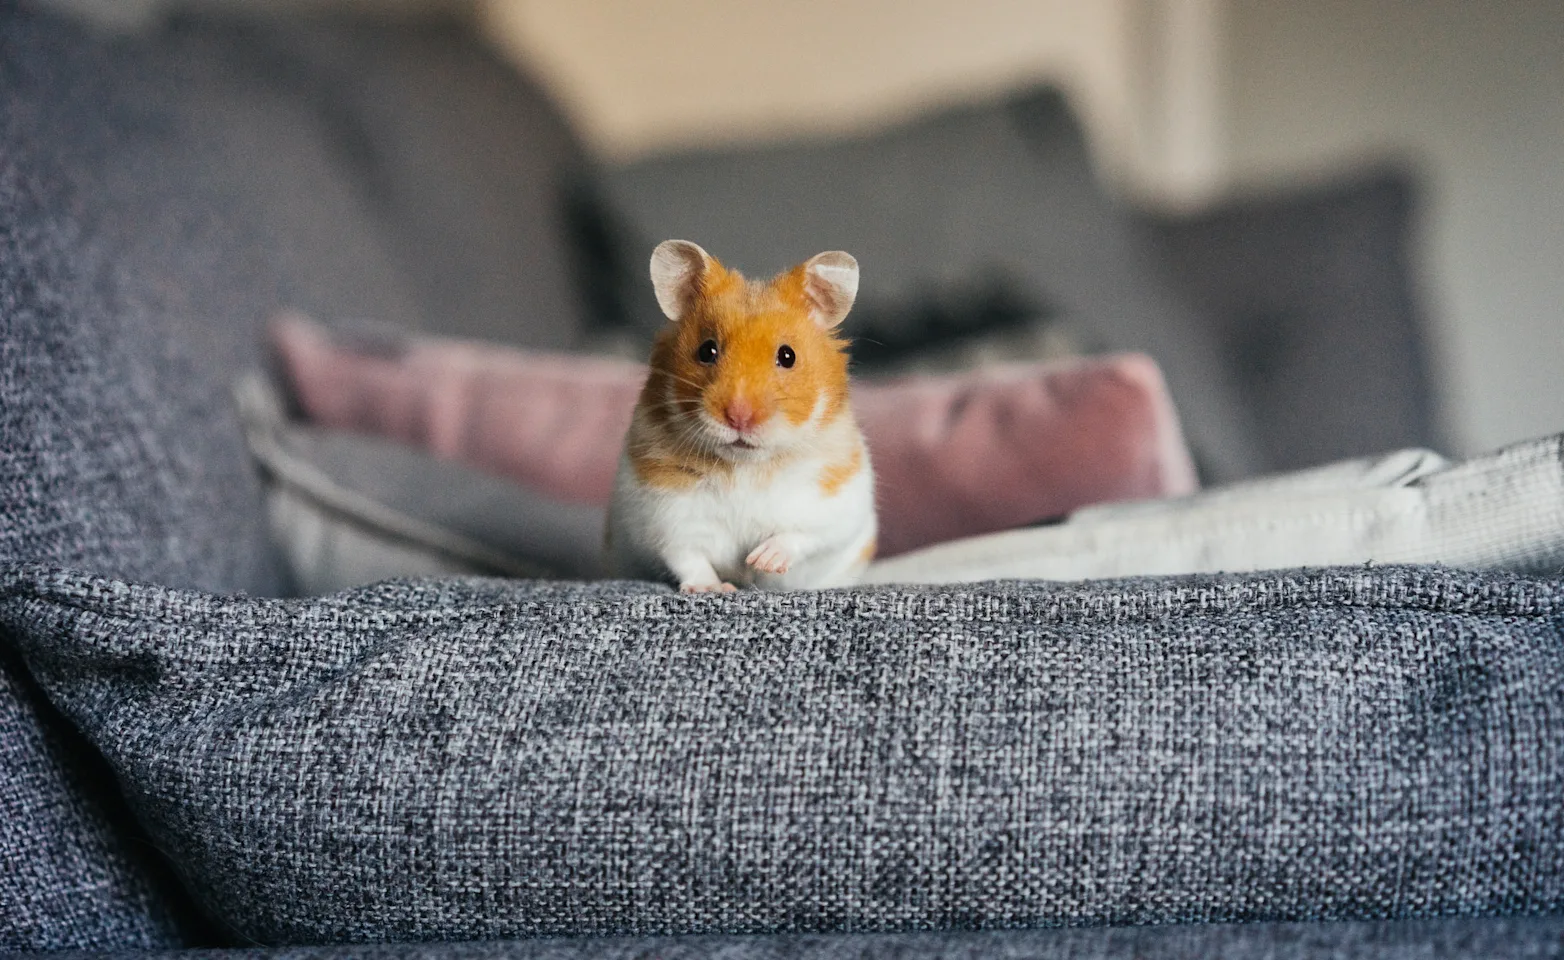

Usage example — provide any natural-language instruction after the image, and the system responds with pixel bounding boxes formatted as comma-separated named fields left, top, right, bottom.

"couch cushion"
left=0, top=9, right=289, bottom=593
left=3, top=563, right=1563, bottom=944
left=157, top=8, right=594, bottom=351
left=1, top=5, right=282, bottom=947
left=0, top=3, right=591, bottom=947
left=236, top=374, right=606, bottom=593
left=0, top=647, right=188, bottom=951
left=74, top=915, right=1564, bottom=960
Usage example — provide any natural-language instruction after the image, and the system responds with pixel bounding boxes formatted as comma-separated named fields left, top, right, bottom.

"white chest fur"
left=607, top=433, right=876, bottom=591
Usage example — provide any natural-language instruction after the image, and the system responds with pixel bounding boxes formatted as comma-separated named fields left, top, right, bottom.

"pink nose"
left=724, top=400, right=755, bottom=433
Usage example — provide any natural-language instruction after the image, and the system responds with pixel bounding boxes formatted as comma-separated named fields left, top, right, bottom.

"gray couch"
left=3, top=3, right=1561, bottom=956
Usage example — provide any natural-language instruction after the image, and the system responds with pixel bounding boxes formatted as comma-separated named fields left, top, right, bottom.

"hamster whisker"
left=651, top=404, right=708, bottom=442
left=658, top=403, right=705, bottom=427
left=656, top=390, right=705, bottom=414
left=663, top=423, right=718, bottom=462
left=660, top=372, right=712, bottom=394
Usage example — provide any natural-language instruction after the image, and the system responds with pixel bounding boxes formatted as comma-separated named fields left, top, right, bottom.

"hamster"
left=606, top=240, right=877, bottom=592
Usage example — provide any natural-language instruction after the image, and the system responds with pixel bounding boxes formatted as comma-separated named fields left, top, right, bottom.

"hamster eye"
left=776, top=344, right=796, bottom=368
left=696, top=339, right=719, bottom=365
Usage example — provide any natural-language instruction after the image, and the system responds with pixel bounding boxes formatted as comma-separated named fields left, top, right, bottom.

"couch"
left=3, top=3, right=1563, bottom=956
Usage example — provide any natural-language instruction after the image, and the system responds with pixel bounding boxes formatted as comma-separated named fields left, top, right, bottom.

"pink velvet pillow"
left=273, top=316, right=1197, bottom=557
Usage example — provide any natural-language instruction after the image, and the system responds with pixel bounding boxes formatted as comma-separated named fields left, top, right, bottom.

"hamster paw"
left=746, top=536, right=798, bottom=575
left=681, top=581, right=738, bottom=593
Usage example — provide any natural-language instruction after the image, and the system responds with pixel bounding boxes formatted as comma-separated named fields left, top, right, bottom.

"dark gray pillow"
left=163, top=9, right=595, bottom=352
left=235, top=374, right=607, bottom=592
left=1137, top=170, right=1439, bottom=471
left=4, top=563, right=1563, bottom=944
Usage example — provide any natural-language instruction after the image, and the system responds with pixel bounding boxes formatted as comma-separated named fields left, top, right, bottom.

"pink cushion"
left=273, top=315, right=1198, bottom=558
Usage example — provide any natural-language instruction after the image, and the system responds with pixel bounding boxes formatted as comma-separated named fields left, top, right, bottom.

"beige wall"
left=1225, top=0, right=1564, bottom=455
left=479, top=0, right=1173, bottom=192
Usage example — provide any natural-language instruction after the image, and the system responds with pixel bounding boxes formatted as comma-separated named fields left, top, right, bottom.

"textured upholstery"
left=1, top=6, right=283, bottom=947
left=73, top=915, right=1564, bottom=960
left=152, top=9, right=594, bottom=350
left=0, top=3, right=590, bottom=948
left=0, top=649, right=187, bottom=950
left=4, top=563, right=1563, bottom=944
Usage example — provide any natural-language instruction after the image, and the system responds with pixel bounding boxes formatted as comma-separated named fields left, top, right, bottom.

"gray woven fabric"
left=61, top=915, right=1564, bottom=960
left=1137, top=171, right=1440, bottom=473
left=155, top=8, right=594, bottom=352
left=4, top=563, right=1563, bottom=945
left=0, top=648, right=186, bottom=951
left=0, top=3, right=592, bottom=948
left=2, top=5, right=280, bottom=948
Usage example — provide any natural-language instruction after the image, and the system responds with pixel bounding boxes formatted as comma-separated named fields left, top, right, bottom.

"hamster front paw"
left=681, top=581, right=738, bottom=593
left=665, top=551, right=735, bottom=593
left=746, top=534, right=804, bottom=575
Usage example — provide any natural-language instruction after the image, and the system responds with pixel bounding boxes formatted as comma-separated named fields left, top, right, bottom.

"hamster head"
left=642, top=239, right=859, bottom=462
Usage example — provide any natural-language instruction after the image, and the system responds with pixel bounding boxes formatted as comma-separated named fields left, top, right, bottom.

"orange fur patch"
left=649, top=253, right=850, bottom=436
left=629, top=452, right=704, bottom=491
left=818, top=443, right=863, bottom=497
left=629, top=250, right=855, bottom=491
left=858, top=537, right=877, bottom=564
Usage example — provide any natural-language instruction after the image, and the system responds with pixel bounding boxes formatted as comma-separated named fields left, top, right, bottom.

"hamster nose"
left=724, top=400, right=756, bottom=433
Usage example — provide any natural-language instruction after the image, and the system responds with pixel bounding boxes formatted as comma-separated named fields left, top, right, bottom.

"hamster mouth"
left=701, top=416, right=765, bottom=455
left=713, top=433, right=767, bottom=458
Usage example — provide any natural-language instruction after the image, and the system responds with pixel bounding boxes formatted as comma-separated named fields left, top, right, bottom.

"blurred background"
left=36, top=0, right=1564, bottom=472
left=486, top=0, right=1564, bottom=465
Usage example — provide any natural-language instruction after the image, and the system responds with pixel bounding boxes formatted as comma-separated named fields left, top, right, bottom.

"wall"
left=1224, top=0, right=1564, bottom=454
left=478, top=0, right=1200, bottom=198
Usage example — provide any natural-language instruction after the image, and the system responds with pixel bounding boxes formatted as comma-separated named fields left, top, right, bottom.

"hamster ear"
left=802, top=251, right=859, bottom=328
left=650, top=239, right=712, bottom=322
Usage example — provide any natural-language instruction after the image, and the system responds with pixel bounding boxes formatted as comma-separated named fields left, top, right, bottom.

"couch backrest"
left=587, top=88, right=1269, bottom=484
left=586, top=89, right=1438, bottom=485
left=0, top=2, right=589, bottom=948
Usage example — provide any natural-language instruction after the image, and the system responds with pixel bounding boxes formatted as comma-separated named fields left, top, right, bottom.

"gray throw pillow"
left=1138, top=171, right=1439, bottom=472
left=3, top=563, right=1562, bottom=944
left=236, top=375, right=607, bottom=593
